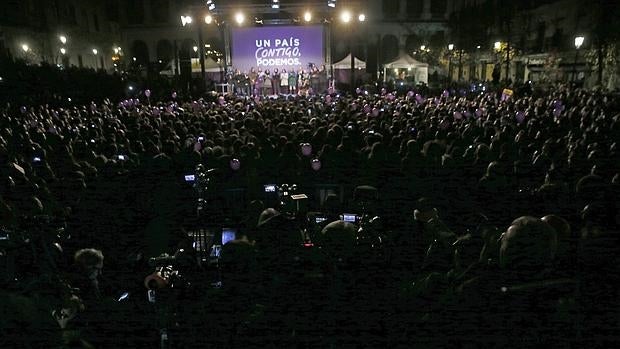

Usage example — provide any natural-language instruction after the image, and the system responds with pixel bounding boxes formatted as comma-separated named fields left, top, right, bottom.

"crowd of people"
left=1, top=76, right=619, bottom=348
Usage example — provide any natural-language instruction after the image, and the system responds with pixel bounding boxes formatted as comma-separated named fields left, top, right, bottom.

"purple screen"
left=231, top=25, right=324, bottom=73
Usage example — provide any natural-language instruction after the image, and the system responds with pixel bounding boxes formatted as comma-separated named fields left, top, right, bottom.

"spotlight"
left=340, top=10, right=351, bottom=23
left=358, top=13, right=366, bottom=22
left=193, top=46, right=198, bottom=52
left=92, top=48, right=98, bottom=55
left=304, top=11, right=312, bottom=22
left=59, top=35, right=67, bottom=44
left=60, top=47, right=66, bottom=55
left=204, top=15, right=213, bottom=24
left=235, top=12, right=245, bottom=25
left=494, top=41, right=501, bottom=50
left=181, top=15, right=193, bottom=26
left=21, top=44, right=30, bottom=52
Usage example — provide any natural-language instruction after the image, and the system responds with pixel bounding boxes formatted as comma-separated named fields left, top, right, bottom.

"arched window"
left=156, top=39, right=173, bottom=63
left=131, top=40, right=149, bottom=64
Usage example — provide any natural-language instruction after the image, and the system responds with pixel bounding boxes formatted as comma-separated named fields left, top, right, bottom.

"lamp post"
left=458, top=49, right=463, bottom=82
left=494, top=41, right=501, bottom=81
left=573, top=35, right=584, bottom=83
left=448, top=43, right=454, bottom=83
left=505, top=40, right=511, bottom=82
left=341, top=10, right=365, bottom=94
left=92, top=48, right=99, bottom=69
left=181, top=14, right=207, bottom=92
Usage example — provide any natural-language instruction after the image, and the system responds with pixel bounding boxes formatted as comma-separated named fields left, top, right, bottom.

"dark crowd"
left=1, top=76, right=619, bottom=348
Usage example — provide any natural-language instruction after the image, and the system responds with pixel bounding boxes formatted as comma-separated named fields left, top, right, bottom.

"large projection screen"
left=231, top=25, right=324, bottom=73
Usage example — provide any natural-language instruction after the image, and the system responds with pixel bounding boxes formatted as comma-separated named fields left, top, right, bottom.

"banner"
left=231, top=25, right=324, bottom=73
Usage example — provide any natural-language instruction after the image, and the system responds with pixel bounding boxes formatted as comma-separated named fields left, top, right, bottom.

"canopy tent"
left=383, top=53, right=429, bottom=85
left=332, top=54, right=368, bottom=84
left=332, top=54, right=366, bottom=70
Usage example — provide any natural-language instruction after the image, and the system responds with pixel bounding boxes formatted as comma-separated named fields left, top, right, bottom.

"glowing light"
left=59, top=35, right=67, bottom=44
left=448, top=44, right=454, bottom=51
left=494, top=41, right=501, bottom=50
left=181, top=15, right=193, bottom=26
left=92, top=48, right=98, bottom=55
left=60, top=47, right=66, bottom=55
left=21, top=44, right=30, bottom=52
left=235, top=12, right=245, bottom=25
left=304, top=11, right=312, bottom=22
left=358, top=13, right=366, bottom=22
left=204, top=15, right=213, bottom=24
left=574, top=36, right=585, bottom=49
left=340, top=10, right=351, bottom=23
left=193, top=46, right=198, bottom=52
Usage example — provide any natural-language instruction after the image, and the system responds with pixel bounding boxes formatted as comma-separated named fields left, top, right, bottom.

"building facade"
left=0, top=0, right=121, bottom=70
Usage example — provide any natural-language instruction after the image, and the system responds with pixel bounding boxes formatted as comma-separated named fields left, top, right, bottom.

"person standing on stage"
left=273, top=68, right=281, bottom=95
left=288, top=68, right=297, bottom=95
left=310, top=66, right=319, bottom=94
left=264, top=69, right=272, bottom=96
left=281, top=69, right=289, bottom=95
left=256, top=68, right=264, bottom=96
left=298, top=67, right=305, bottom=94
left=249, top=67, right=258, bottom=96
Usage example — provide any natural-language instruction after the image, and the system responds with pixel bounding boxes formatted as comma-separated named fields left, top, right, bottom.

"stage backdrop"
left=231, top=25, right=324, bottom=73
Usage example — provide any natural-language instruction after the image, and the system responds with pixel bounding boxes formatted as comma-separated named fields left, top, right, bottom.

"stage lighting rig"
left=205, top=0, right=216, bottom=12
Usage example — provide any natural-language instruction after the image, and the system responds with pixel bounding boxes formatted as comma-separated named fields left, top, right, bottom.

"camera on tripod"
left=277, top=184, right=308, bottom=217
left=144, top=249, right=194, bottom=290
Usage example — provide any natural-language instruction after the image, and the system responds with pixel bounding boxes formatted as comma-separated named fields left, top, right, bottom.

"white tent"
left=332, top=53, right=366, bottom=70
left=383, top=53, right=429, bottom=84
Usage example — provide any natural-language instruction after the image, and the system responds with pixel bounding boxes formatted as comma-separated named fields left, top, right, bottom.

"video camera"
left=144, top=249, right=194, bottom=290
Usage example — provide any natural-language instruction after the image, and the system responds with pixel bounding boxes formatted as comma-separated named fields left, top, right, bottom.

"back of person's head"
left=499, top=216, right=557, bottom=272
left=74, top=248, right=104, bottom=279
left=319, top=220, right=357, bottom=262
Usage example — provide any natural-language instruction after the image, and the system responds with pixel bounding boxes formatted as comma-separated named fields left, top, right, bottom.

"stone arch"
left=405, top=34, right=422, bottom=53
left=131, top=40, right=149, bottom=65
left=180, top=38, right=198, bottom=59
left=156, top=39, right=173, bottom=63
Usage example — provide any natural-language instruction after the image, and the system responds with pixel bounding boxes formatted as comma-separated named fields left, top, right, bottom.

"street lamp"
left=448, top=44, right=454, bottom=83
left=59, top=35, right=67, bottom=44
left=573, top=35, right=585, bottom=83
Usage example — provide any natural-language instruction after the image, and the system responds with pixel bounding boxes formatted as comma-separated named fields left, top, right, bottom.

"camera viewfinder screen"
left=222, top=228, right=237, bottom=245
left=342, top=214, right=357, bottom=223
